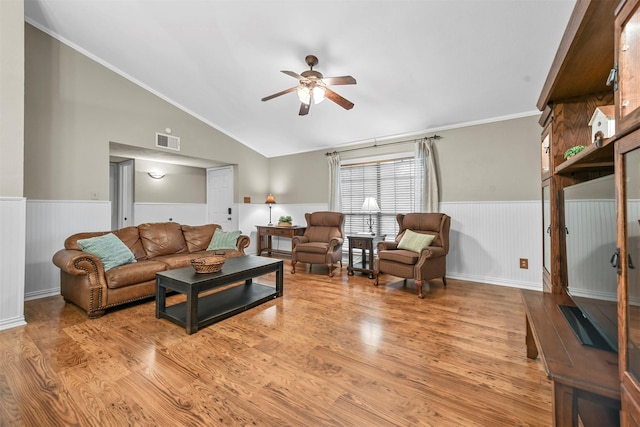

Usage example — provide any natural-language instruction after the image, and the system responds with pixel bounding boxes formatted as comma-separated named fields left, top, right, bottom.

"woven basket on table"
left=191, top=256, right=226, bottom=273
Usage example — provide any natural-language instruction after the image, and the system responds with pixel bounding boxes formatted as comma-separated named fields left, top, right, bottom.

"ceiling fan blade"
left=322, top=75, right=357, bottom=85
left=281, top=70, right=308, bottom=82
left=299, top=102, right=310, bottom=116
left=261, top=86, right=298, bottom=102
left=324, top=88, right=355, bottom=110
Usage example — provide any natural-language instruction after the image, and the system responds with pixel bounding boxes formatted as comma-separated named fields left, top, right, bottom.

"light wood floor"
left=0, top=260, right=552, bottom=426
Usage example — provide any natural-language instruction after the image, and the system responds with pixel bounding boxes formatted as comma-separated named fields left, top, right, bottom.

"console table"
left=256, top=225, right=306, bottom=257
left=347, top=234, right=386, bottom=279
left=521, top=290, right=620, bottom=426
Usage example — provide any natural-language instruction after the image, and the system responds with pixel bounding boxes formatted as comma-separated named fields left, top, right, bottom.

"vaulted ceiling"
left=24, top=0, right=576, bottom=158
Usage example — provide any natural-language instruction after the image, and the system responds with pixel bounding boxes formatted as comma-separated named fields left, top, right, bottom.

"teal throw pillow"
left=397, top=229, right=435, bottom=253
left=207, top=228, right=241, bottom=251
left=77, top=233, right=136, bottom=271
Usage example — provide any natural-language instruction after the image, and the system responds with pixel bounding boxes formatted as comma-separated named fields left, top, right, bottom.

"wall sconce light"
left=265, top=193, right=276, bottom=225
left=148, top=171, right=165, bottom=179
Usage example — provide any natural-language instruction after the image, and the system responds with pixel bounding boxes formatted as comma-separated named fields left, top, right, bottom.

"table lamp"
left=361, top=197, right=380, bottom=235
left=265, top=193, right=276, bottom=225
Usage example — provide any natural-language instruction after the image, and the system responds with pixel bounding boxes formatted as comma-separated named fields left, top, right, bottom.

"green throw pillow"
left=77, top=233, right=136, bottom=271
left=397, top=229, right=435, bottom=253
left=207, top=228, right=241, bottom=251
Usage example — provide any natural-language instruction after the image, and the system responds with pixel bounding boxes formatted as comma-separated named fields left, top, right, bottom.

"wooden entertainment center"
left=527, top=0, right=640, bottom=425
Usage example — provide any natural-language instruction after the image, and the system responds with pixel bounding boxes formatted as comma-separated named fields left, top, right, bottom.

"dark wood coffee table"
left=155, top=256, right=283, bottom=334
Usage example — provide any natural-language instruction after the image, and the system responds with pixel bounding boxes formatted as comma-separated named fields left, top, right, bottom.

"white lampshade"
left=297, top=87, right=311, bottom=105
left=312, top=86, right=325, bottom=104
left=361, top=197, right=380, bottom=213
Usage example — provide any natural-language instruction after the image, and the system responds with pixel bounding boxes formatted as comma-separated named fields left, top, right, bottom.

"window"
left=340, top=154, right=424, bottom=237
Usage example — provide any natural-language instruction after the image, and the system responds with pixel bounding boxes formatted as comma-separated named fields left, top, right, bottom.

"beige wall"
left=24, top=23, right=540, bottom=206
left=24, top=24, right=269, bottom=203
left=134, top=159, right=206, bottom=203
left=272, top=115, right=541, bottom=204
left=0, top=0, right=24, bottom=197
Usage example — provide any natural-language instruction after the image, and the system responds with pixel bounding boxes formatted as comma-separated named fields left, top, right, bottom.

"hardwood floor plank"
left=0, top=265, right=553, bottom=426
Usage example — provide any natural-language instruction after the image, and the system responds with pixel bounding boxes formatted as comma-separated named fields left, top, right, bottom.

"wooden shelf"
left=554, top=138, right=615, bottom=175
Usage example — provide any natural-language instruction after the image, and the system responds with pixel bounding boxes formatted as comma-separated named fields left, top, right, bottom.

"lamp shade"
left=361, top=197, right=380, bottom=212
left=265, top=194, right=276, bottom=204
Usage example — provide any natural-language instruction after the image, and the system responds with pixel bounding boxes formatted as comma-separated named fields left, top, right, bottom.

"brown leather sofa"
left=52, top=222, right=250, bottom=318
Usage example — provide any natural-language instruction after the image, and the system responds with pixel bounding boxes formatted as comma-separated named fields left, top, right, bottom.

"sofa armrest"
left=236, top=235, right=250, bottom=255
left=292, top=235, right=309, bottom=248
left=52, top=249, right=106, bottom=277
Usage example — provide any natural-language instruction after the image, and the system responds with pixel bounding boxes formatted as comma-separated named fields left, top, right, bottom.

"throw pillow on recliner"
left=397, top=229, right=435, bottom=253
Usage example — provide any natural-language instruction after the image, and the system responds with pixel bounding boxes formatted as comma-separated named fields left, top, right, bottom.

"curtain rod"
left=325, top=134, right=441, bottom=156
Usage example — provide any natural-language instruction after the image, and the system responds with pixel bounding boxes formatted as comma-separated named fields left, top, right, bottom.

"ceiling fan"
left=261, top=55, right=357, bottom=116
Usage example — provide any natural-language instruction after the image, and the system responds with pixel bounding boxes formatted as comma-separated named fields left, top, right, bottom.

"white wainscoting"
left=439, top=201, right=542, bottom=290
left=24, top=199, right=543, bottom=304
left=0, top=198, right=27, bottom=331
left=134, top=203, right=207, bottom=225
left=25, top=200, right=110, bottom=300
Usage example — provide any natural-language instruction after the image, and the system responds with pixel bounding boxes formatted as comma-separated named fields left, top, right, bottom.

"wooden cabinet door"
left=618, top=129, right=640, bottom=424
left=616, top=0, right=640, bottom=135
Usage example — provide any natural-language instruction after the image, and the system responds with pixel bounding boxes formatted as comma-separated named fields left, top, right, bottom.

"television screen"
left=563, top=174, right=618, bottom=352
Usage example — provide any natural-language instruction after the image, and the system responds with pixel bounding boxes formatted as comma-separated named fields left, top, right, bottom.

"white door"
left=207, top=166, right=235, bottom=229
left=118, top=159, right=134, bottom=228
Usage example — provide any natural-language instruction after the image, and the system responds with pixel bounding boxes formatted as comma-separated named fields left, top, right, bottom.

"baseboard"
left=0, top=316, right=26, bottom=331
left=24, top=288, right=60, bottom=301
left=446, top=273, right=541, bottom=291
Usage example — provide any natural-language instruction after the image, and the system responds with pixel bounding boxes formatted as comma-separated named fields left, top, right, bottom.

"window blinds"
left=340, top=156, right=423, bottom=238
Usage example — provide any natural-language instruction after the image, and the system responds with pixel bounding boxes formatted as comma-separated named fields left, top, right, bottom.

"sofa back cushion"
left=65, top=226, right=146, bottom=260
left=138, top=222, right=188, bottom=258
left=113, top=226, right=147, bottom=260
left=181, top=224, right=220, bottom=252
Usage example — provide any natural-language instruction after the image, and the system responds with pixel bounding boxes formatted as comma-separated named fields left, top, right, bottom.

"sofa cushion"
left=154, top=253, right=201, bottom=270
left=397, top=229, right=435, bottom=253
left=105, top=260, right=167, bottom=289
left=77, top=233, right=136, bottom=271
left=138, top=222, right=188, bottom=258
left=207, top=229, right=241, bottom=251
left=182, top=224, right=219, bottom=252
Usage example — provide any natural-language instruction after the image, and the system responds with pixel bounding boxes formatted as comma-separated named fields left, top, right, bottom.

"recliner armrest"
left=377, top=241, right=398, bottom=251
left=292, top=235, right=309, bottom=248
left=419, top=246, right=446, bottom=259
left=328, top=237, right=344, bottom=249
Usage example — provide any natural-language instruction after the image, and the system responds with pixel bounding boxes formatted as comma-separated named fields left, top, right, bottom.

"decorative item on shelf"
left=265, top=193, right=276, bottom=226
left=278, top=215, right=293, bottom=226
left=191, top=256, right=226, bottom=273
left=361, top=197, right=380, bottom=235
left=564, top=145, right=586, bottom=160
left=589, top=105, right=615, bottom=148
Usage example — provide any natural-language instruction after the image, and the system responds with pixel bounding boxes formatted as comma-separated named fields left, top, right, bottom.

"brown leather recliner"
left=374, top=213, right=451, bottom=298
left=291, top=211, right=344, bottom=277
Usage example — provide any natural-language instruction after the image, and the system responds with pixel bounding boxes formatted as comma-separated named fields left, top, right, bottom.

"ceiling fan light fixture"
left=313, top=86, right=325, bottom=104
left=297, top=86, right=311, bottom=105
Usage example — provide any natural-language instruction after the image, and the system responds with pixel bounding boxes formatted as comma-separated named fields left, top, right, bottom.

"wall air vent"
left=155, top=132, right=180, bottom=151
